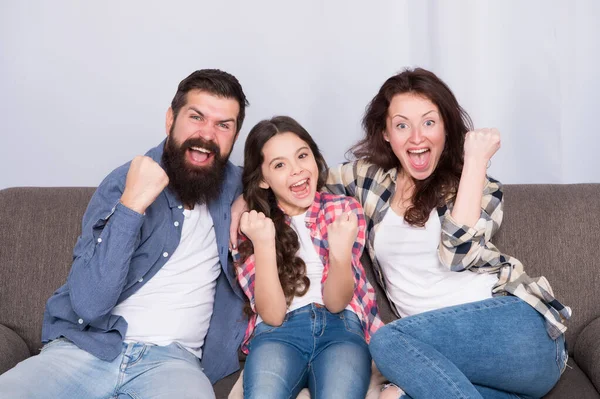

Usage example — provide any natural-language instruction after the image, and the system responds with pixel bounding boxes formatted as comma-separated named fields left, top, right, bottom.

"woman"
left=325, top=68, right=571, bottom=398
left=233, top=116, right=382, bottom=399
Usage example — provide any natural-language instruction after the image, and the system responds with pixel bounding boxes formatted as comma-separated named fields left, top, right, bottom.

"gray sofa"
left=1, top=185, right=599, bottom=398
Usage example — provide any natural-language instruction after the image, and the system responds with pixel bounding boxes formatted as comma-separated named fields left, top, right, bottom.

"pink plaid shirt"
left=233, top=191, right=383, bottom=353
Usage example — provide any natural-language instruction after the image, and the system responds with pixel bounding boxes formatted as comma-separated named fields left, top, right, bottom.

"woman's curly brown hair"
left=237, top=116, right=328, bottom=315
left=351, top=67, right=473, bottom=227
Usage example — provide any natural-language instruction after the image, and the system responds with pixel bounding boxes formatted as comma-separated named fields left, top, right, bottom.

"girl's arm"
left=237, top=211, right=287, bottom=326
left=323, top=198, right=367, bottom=312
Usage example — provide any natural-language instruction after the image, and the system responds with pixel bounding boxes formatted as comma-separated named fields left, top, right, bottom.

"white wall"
left=1, top=0, right=599, bottom=189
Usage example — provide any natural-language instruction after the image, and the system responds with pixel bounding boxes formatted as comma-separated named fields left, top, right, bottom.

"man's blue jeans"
left=0, top=339, right=214, bottom=398
left=370, top=296, right=568, bottom=399
left=243, top=303, right=372, bottom=399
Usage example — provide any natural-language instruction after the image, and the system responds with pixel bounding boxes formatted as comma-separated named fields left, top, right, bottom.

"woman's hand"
left=464, top=128, right=501, bottom=167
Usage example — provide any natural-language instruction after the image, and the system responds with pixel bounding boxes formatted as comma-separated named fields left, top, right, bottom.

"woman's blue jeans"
left=243, top=303, right=372, bottom=399
left=370, top=296, right=568, bottom=399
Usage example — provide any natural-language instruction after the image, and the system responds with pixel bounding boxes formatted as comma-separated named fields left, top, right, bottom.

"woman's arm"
left=439, top=128, right=503, bottom=271
left=324, top=161, right=358, bottom=198
left=450, top=129, right=501, bottom=227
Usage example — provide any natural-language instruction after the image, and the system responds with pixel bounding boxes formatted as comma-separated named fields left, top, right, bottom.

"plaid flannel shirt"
left=326, top=159, right=571, bottom=340
left=232, top=191, right=383, bottom=353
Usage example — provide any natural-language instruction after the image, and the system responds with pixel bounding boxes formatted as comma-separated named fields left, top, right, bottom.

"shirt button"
left=78, top=318, right=84, bottom=324
left=97, top=238, right=102, bottom=243
left=178, top=205, right=183, bottom=209
left=174, top=221, right=179, bottom=227
left=163, top=252, right=169, bottom=257
left=138, top=277, right=143, bottom=283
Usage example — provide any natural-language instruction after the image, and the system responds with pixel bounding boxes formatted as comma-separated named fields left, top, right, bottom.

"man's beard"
left=161, top=135, right=229, bottom=206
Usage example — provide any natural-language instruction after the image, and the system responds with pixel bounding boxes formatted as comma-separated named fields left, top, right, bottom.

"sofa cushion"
left=0, top=323, right=30, bottom=374
left=544, top=359, right=600, bottom=398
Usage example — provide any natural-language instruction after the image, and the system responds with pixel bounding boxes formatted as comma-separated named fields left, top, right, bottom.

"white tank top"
left=374, top=208, right=498, bottom=317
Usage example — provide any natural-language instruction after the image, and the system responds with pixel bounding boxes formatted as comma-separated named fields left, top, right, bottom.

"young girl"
left=233, top=116, right=382, bottom=399
left=326, top=68, right=571, bottom=399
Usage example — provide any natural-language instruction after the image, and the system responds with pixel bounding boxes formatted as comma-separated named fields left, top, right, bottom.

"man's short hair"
left=171, top=69, right=249, bottom=134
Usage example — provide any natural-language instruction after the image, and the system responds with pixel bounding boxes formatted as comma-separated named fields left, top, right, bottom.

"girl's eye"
left=274, top=162, right=284, bottom=169
left=298, top=153, right=308, bottom=159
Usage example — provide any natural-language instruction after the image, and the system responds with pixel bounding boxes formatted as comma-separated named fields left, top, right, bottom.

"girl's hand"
left=239, top=210, right=276, bottom=245
left=327, top=211, right=358, bottom=260
left=464, top=128, right=501, bottom=167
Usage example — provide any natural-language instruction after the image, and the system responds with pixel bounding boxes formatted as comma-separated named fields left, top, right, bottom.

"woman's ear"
left=383, top=129, right=390, bottom=142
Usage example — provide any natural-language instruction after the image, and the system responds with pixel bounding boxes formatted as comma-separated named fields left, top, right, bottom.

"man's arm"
left=67, top=156, right=168, bottom=324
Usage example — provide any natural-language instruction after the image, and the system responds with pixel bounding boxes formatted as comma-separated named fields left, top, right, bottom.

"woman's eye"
left=424, top=120, right=435, bottom=127
left=397, top=123, right=408, bottom=129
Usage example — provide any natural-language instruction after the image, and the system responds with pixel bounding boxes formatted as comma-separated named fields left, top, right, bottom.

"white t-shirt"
left=255, top=212, right=324, bottom=325
left=374, top=208, right=498, bottom=318
left=112, top=204, right=220, bottom=358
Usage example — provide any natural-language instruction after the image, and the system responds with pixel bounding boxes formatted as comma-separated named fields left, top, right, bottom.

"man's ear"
left=259, top=180, right=270, bottom=189
left=166, top=108, right=174, bottom=136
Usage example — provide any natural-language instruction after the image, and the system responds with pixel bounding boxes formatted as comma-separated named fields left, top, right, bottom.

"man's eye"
left=219, top=123, right=230, bottom=129
left=191, top=115, right=202, bottom=121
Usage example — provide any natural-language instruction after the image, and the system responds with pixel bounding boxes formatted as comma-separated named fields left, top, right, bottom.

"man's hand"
left=120, top=156, right=169, bottom=214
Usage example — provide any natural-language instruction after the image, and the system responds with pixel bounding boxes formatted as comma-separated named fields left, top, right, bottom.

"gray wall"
left=1, top=0, right=599, bottom=189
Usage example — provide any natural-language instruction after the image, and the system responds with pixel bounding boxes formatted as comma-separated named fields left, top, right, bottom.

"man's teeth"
left=291, top=179, right=308, bottom=187
left=190, top=146, right=211, bottom=153
left=408, top=149, right=429, bottom=154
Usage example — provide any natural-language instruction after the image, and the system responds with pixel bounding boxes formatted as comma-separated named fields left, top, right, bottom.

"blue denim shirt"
left=41, top=139, right=247, bottom=384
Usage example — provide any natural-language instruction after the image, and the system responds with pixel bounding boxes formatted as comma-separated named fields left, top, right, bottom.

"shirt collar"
left=304, top=191, right=322, bottom=225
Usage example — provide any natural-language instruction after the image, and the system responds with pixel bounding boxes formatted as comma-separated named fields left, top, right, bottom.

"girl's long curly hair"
left=238, top=116, right=328, bottom=314
left=351, top=67, right=473, bottom=226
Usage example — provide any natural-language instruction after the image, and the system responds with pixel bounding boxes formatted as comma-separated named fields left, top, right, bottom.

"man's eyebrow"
left=188, top=107, right=235, bottom=125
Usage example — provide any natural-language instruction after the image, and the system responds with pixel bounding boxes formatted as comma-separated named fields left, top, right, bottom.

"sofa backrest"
left=0, top=187, right=96, bottom=354
left=1, top=184, right=598, bottom=355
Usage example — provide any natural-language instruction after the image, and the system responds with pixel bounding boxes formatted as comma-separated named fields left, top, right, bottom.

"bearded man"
left=0, top=69, right=249, bottom=399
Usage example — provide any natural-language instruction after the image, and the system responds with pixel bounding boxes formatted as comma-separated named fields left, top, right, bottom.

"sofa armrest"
left=0, top=323, right=31, bottom=375
left=574, top=316, right=600, bottom=392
